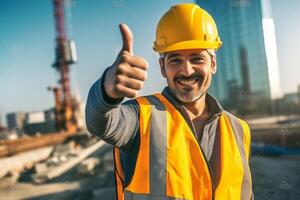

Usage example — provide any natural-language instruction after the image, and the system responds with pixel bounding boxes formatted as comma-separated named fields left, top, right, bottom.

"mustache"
left=174, top=72, right=202, bottom=81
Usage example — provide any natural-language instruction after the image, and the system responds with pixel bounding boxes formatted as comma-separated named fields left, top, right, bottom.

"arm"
left=85, top=74, right=139, bottom=150
left=86, top=24, right=148, bottom=150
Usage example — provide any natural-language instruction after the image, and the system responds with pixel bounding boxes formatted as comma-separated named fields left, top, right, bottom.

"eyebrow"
left=166, top=53, right=181, bottom=60
left=190, top=53, right=207, bottom=58
left=166, top=52, right=207, bottom=60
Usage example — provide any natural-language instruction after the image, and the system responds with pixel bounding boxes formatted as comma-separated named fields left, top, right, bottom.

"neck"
left=182, top=93, right=208, bottom=119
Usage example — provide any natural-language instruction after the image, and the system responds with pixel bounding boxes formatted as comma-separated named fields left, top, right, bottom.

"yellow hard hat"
left=153, top=3, right=222, bottom=53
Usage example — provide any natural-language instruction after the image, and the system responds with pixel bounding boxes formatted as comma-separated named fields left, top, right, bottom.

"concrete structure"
left=25, top=111, right=45, bottom=124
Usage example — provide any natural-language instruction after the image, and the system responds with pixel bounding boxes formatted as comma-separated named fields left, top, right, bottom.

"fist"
left=104, top=24, right=148, bottom=99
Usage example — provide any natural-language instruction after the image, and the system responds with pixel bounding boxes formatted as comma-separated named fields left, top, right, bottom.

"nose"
left=181, top=61, right=195, bottom=76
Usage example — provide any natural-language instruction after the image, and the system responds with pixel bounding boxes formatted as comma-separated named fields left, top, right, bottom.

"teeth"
left=177, top=79, right=198, bottom=85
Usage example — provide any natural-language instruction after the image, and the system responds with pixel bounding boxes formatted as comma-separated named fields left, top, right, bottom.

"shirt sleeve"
left=85, top=69, right=140, bottom=151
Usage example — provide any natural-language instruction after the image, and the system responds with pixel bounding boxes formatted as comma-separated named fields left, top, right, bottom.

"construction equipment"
left=50, top=0, right=78, bottom=133
left=0, top=131, right=76, bottom=157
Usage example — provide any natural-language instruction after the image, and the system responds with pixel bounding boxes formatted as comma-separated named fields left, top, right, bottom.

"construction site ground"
left=0, top=134, right=300, bottom=200
left=0, top=134, right=117, bottom=200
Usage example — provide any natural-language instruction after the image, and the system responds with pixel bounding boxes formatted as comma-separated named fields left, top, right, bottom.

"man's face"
left=160, top=49, right=217, bottom=103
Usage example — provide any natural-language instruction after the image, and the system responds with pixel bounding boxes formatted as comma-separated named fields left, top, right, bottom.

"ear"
left=159, top=58, right=167, bottom=78
left=211, top=56, right=217, bottom=74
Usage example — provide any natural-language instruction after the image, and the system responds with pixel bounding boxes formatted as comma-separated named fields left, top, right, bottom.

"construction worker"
left=86, top=3, right=253, bottom=200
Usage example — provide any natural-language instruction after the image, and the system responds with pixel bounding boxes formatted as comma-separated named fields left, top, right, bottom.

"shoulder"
left=223, top=111, right=251, bottom=157
left=222, top=111, right=251, bottom=141
left=223, top=111, right=250, bottom=131
left=135, top=94, right=163, bottom=105
left=122, top=94, right=163, bottom=114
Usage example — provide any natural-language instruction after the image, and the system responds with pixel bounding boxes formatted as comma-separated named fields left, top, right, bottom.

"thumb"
left=119, top=23, right=133, bottom=55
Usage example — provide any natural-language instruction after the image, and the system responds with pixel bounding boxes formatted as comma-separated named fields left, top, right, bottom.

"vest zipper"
left=179, top=107, right=215, bottom=200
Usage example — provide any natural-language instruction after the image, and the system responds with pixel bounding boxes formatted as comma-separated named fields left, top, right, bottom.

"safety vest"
left=114, top=94, right=252, bottom=200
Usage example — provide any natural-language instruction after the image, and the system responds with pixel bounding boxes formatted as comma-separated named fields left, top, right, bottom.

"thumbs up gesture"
left=104, top=24, right=149, bottom=99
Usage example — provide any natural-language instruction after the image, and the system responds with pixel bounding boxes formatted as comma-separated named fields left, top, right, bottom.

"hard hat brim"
left=154, top=40, right=222, bottom=53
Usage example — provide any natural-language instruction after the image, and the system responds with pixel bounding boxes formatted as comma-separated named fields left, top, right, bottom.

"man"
left=86, top=3, right=253, bottom=200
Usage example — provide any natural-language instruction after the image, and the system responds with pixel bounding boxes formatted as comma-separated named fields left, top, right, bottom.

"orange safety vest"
left=114, top=94, right=252, bottom=200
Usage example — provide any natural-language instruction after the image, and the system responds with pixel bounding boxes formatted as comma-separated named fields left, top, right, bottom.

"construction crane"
left=50, top=0, right=78, bottom=133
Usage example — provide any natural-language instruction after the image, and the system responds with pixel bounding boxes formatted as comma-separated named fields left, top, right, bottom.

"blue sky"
left=0, top=0, right=299, bottom=125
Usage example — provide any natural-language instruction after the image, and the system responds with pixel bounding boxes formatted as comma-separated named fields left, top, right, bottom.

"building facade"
left=197, top=0, right=282, bottom=114
left=24, top=110, right=56, bottom=135
left=6, top=112, right=25, bottom=130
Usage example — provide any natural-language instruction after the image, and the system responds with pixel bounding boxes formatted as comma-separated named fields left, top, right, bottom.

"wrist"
left=102, top=67, right=123, bottom=104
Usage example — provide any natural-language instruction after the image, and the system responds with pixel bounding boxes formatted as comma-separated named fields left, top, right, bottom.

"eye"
left=168, top=58, right=183, bottom=65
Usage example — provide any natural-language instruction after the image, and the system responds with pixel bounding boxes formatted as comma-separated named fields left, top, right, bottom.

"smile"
left=176, top=77, right=200, bottom=86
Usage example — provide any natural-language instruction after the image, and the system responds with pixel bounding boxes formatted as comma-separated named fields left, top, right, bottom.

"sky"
left=0, top=0, right=299, bottom=126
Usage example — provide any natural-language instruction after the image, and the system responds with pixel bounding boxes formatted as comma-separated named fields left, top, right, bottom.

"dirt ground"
left=1, top=143, right=300, bottom=200
left=0, top=144, right=116, bottom=200
left=250, top=155, right=300, bottom=200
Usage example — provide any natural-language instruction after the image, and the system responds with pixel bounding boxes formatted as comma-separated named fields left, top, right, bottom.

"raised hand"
left=104, top=24, right=148, bottom=99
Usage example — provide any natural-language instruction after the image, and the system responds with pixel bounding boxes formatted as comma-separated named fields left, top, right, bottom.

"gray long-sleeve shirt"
left=85, top=76, right=139, bottom=150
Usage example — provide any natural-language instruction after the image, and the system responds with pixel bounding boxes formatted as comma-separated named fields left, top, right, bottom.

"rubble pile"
left=0, top=134, right=117, bottom=200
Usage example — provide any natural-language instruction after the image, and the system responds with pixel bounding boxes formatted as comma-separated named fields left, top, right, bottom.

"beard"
left=172, top=85, right=205, bottom=103
left=169, top=72, right=206, bottom=103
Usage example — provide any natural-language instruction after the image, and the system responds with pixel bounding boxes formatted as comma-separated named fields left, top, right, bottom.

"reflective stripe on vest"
left=114, top=148, right=125, bottom=200
left=114, top=94, right=252, bottom=200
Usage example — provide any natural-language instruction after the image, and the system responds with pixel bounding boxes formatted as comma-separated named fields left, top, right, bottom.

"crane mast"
left=51, top=0, right=77, bottom=133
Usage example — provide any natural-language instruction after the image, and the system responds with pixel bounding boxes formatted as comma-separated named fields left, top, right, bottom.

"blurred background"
left=0, top=0, right=299, bottom=199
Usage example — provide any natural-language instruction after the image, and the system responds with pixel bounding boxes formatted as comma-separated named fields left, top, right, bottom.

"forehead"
left=165, top=49, right=209, bottom=59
